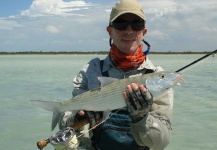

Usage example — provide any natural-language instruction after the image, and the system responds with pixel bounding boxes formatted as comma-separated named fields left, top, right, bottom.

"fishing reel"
left=50, top=127, right=79, bottom=150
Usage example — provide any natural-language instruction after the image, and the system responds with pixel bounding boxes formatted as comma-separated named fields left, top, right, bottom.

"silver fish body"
left=31, top=71, right=182, bottom=130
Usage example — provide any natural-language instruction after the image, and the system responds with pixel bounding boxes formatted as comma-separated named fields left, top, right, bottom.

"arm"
left=123, top=83, right=173, bottom=150
left=59, top=67, right=89, bottom=129
left=59, top=58, right=103, bottom=129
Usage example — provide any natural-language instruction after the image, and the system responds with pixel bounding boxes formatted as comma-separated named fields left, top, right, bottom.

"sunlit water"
left=0, top=54, right=216, bottom=150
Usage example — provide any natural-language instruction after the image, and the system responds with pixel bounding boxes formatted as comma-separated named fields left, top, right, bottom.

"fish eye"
left=159, top=73, right=165, bottom=79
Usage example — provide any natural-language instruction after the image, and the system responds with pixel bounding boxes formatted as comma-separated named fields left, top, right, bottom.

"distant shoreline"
left=0, top=51, right=210, bottom=55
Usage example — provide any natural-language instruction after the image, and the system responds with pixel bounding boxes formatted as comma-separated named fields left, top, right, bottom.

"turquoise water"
left=0, top=54, right=216, bottom=150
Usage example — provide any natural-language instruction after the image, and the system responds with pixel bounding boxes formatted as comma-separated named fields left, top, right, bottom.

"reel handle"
left=36, top=118, right=89, bottom=150
left=37, top=139, right=49, bottom=150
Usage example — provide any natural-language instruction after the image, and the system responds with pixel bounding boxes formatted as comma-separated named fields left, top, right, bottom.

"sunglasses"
left=110, top=19, right=145, bottom=31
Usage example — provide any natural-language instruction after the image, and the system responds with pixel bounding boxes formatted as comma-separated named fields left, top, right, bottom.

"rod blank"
left=175, top=49, right=217, bottom=73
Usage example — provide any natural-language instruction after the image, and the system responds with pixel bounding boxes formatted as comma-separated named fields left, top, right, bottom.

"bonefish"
left=31, top=71, right=182, bottom=130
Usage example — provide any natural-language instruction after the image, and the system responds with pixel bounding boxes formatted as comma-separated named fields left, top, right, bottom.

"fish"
left=31, top=71, right=182, bottom=130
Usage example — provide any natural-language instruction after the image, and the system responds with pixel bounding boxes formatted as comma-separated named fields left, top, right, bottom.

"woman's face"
left=107, top=13, right=147, bottom=54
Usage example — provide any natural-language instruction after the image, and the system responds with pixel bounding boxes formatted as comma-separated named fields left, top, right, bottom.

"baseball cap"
left=109, top=0, right=146, bottom=23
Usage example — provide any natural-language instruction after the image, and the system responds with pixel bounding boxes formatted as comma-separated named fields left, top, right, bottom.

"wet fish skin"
left=31, top=71, right=182, bottom=130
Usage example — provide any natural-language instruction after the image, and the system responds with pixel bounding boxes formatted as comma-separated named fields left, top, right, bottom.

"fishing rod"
left=36, top=118, right=89, bottom=150
left=175, top=49, right=217, bottom=73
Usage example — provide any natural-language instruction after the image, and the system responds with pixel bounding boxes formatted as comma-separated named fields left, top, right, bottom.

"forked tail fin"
left=30, top=100, right=62, bottom=130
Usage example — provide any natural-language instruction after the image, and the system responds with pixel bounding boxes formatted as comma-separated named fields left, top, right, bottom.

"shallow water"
left=0, top=54, right=216, bottom=150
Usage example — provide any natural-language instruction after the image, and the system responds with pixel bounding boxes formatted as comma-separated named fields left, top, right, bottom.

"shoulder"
left=80, top=57, right=102, bottom=73
left=87, top=57, right=101, bottom=67
left=139, top=57, right=165, bottom=72
left=73, top=57, right=103, bottom=92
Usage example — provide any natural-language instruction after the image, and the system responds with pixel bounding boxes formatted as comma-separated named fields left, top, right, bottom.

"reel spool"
left=50, top=127, right=78, bottom=150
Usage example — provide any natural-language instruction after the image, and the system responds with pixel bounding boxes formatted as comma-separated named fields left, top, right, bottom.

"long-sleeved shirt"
left=59, top=56, right=174, bottom=150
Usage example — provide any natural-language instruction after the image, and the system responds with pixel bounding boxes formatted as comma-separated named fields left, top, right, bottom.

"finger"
left=138, top=85, right=147, bottom=93
left=74, top=110, right=86, bottom=121
left=122, top=92, right=128, bottom=100
left=137, top=85, right=149, bottom=105
left=124, top=96, right=132, bottom=108
left=130, top=83, right=139, bottom=91
left=123, top=84, right=138, bottom=110
left=78, top=110, right=85, bottom=116
left=128, top=91, right=137, bottom=110
left=132, top=88, right=144, bottom=107
left=126, top=84, right=141, bottom=110
left=140, top=89, right=153, bottom=105
left=126, top=84, right=133, bottom=93
left=122, top=85, right=132, bottom=100
left=123, top=91, right=134, bottom=110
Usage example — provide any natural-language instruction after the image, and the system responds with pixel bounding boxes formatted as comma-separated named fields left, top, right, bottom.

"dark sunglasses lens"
left=112, top=21, right=144, bottom=31
left=113, top=22, right=128, bottom=30
left=131, top=22, right=144, bottom=31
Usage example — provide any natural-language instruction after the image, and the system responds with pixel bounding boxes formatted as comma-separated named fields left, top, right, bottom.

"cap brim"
left=110, top=11, right=145, bottom=22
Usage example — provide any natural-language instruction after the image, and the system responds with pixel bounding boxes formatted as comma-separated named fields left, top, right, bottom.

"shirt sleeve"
left=59, top=58, right=101, bottom=129
left=130, top=89, right=174, bottom=150
left=72, top=57, right=102, bottom=97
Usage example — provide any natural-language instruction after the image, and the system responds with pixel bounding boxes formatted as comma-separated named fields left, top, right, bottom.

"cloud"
left=0, top=19, right=23, bottom=30
left=148, top=30, right=169, bottom=40
left=200, top=27, right=217, bottom=32
left=137, top=0, right=217, bottom=51
left=0, top=0, right=112, bottom=52
left=20, top=0, right=93, bottom=17
left=0, top=0, right=217, bottom=52
left=141, top=0, right=177, bottom=18
left=46, top=25, right=60, bottom=34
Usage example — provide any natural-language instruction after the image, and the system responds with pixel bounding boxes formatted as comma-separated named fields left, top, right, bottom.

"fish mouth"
left=146, top=72, right=183, bottom=96
left=171, top=73, right=183, bottom=86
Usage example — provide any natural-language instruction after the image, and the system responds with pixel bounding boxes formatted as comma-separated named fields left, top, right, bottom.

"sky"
left=0, top=0, right=217, bottom=52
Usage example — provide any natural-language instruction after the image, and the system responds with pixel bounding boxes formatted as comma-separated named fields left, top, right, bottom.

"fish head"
left=145, top=71, right=183, bottom=96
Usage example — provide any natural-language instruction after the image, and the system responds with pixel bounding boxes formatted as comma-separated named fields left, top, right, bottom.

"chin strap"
left=143, top=40, right=150, bottom=55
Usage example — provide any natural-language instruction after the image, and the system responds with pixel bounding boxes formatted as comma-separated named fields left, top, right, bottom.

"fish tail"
left=30, top=100, right=62, bottom=131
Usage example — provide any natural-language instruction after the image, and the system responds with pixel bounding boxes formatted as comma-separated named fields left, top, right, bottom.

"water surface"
left=0, top=54, right=216, bottom=150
